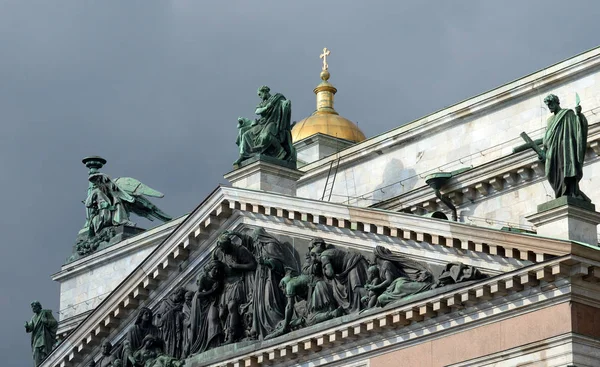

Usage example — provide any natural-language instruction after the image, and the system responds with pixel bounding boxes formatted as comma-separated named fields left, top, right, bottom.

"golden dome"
left=292, top=113, right=366, bottom=143
left=291, top=48, right=366, bottom=143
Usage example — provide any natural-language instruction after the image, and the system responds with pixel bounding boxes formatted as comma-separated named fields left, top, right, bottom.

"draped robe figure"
left=97, top=341, right=118, bottom=367
left=124, top=307, right=161, bottom=364
left=318, top=247, right=368, bottom=314
left=265, top=262, right=342, bottom=340
left=374, top=247, right=487, bottom=307
left=211, top=233, right=257, bottom=343
left=25, top=302, right=57, bottom=367
left=234, top=86, right=296, bottom=166
left=542, top=94, right=590, bottom=201
left=180, top=291, right=194, bottom=358
left=131, top=335, right=183, bottom=367
left=155, top=289, right=186, bottom=358
left=244, top=228, right=300, bottom=339
left=189, top=261, right=224, bottom=355
left=85, top=173, right=134, bottom=236
left=373, top=247, right=435, bottom=307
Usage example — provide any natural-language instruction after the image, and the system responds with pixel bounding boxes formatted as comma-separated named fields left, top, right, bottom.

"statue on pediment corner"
left=519, top=93, right=591, bottom=203
left=233, top=86, right=297, bottom=168
left=85, top=173, right=172, bottom=235
left=24, top=301, right=58, bottom=367
left=542, top=93, right=591, bottom=202
left=72, top=157, right=173, bottom=261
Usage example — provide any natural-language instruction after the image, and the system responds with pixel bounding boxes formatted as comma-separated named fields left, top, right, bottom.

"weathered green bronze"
left=89, top=229, right=488, bottom=362
left=25, top=301, right=58, bottom=367
left=543, top=94, right=590, bottom=201
left=520, top=94, right=590, bottom=201
left=69, top=157, right=173, bottom=262
left=234, top=86, right=297, bottom=168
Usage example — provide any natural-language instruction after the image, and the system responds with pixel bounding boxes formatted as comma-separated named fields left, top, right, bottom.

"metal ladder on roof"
left=321, top=158, right=340, bottom=201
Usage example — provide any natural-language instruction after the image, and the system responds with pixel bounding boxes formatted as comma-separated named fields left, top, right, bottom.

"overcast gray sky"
left=2, top=0, right=600, bottom=363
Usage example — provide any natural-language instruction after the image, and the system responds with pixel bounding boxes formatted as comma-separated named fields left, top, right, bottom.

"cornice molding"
left=373, top=121, right=600, bottom=216
left=202, top=255, right=598, bottom=367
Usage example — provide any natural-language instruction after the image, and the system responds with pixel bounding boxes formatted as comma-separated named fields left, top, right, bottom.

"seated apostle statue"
left=234, top=85, right=297, bottom=167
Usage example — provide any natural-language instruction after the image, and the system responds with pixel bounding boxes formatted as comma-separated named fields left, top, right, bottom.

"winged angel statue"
left=85, top=173, right=172, bottom=236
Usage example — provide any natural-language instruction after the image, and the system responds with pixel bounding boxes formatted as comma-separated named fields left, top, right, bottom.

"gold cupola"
left=291, top=48, right=366, bottom=143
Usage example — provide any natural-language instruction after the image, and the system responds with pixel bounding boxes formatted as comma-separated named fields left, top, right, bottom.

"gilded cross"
left=320, top=47, right=331, bottom=71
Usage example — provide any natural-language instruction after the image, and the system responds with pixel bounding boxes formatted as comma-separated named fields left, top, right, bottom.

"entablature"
left=373, top=121, right=600, bottom=226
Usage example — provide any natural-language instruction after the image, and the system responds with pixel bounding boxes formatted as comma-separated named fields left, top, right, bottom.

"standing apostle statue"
left=25, top=301, right=58, bottom=366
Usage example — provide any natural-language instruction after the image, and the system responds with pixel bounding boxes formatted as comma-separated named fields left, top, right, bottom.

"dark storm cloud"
left=2, top=0, right=600, bottom=363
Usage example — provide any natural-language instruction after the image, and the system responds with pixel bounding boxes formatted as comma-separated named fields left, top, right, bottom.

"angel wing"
left=114, top=177, right=172, bottom=222
left=113, top=177, right=164, bottom=198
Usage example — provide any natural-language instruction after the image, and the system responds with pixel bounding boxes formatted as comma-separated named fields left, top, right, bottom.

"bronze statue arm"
left=265, top=294, right=295, bottom=340
left=370, top=270, right=395, bottom=292
left=259, top=257, right=284, bottom=275
left=230, top=259, right=257, bottom=271
left=196, top=282, right=219, bottom=297
left=255, top=106, right=268, bottom=115
left=282, top=295, right=295, bottom=331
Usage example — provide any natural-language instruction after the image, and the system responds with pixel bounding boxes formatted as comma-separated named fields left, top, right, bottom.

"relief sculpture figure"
left=316, top=244, right=369, bottom=314
left=123, top=307, right=161, bottom=362
left=130, top=335, right=183, bottom=367
left=373, top=247, right=487, bottom=307
left=245, top=228, right=300, bottom=339
left=265, top=262, right=342, bottom=340
left=212, top=232, right=257, bottom=343
left=155, top=288, right=187, bottom=358
left=189, top=261, right=225, bottom=355
left=180, top=291, right=194, bottom=358
left=96, top=340, right=117, bottom=367
left=373, top=247, right=436, bottom=307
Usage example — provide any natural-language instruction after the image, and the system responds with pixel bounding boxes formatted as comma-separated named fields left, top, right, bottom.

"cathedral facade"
left=37, top=47, right=600, bottom=367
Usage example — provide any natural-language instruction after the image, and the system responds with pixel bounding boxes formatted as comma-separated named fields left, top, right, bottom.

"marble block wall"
left=297, top=51, right=600, bottom=229
left=52, top=218, right=184, bottom=322
left=56, top=247, right=154, bottom=321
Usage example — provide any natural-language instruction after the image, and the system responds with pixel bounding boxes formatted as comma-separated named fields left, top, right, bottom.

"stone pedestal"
left=294, top=133, right=355, bottom=167
left=224, top=157, right=303, bottom=196
left=526, top=197, right=600, bottom=245
left=68, top=224, right=145, bottom=263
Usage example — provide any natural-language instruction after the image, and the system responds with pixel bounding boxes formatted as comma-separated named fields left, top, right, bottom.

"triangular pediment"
left=42, top=186, right=600, bottom=367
